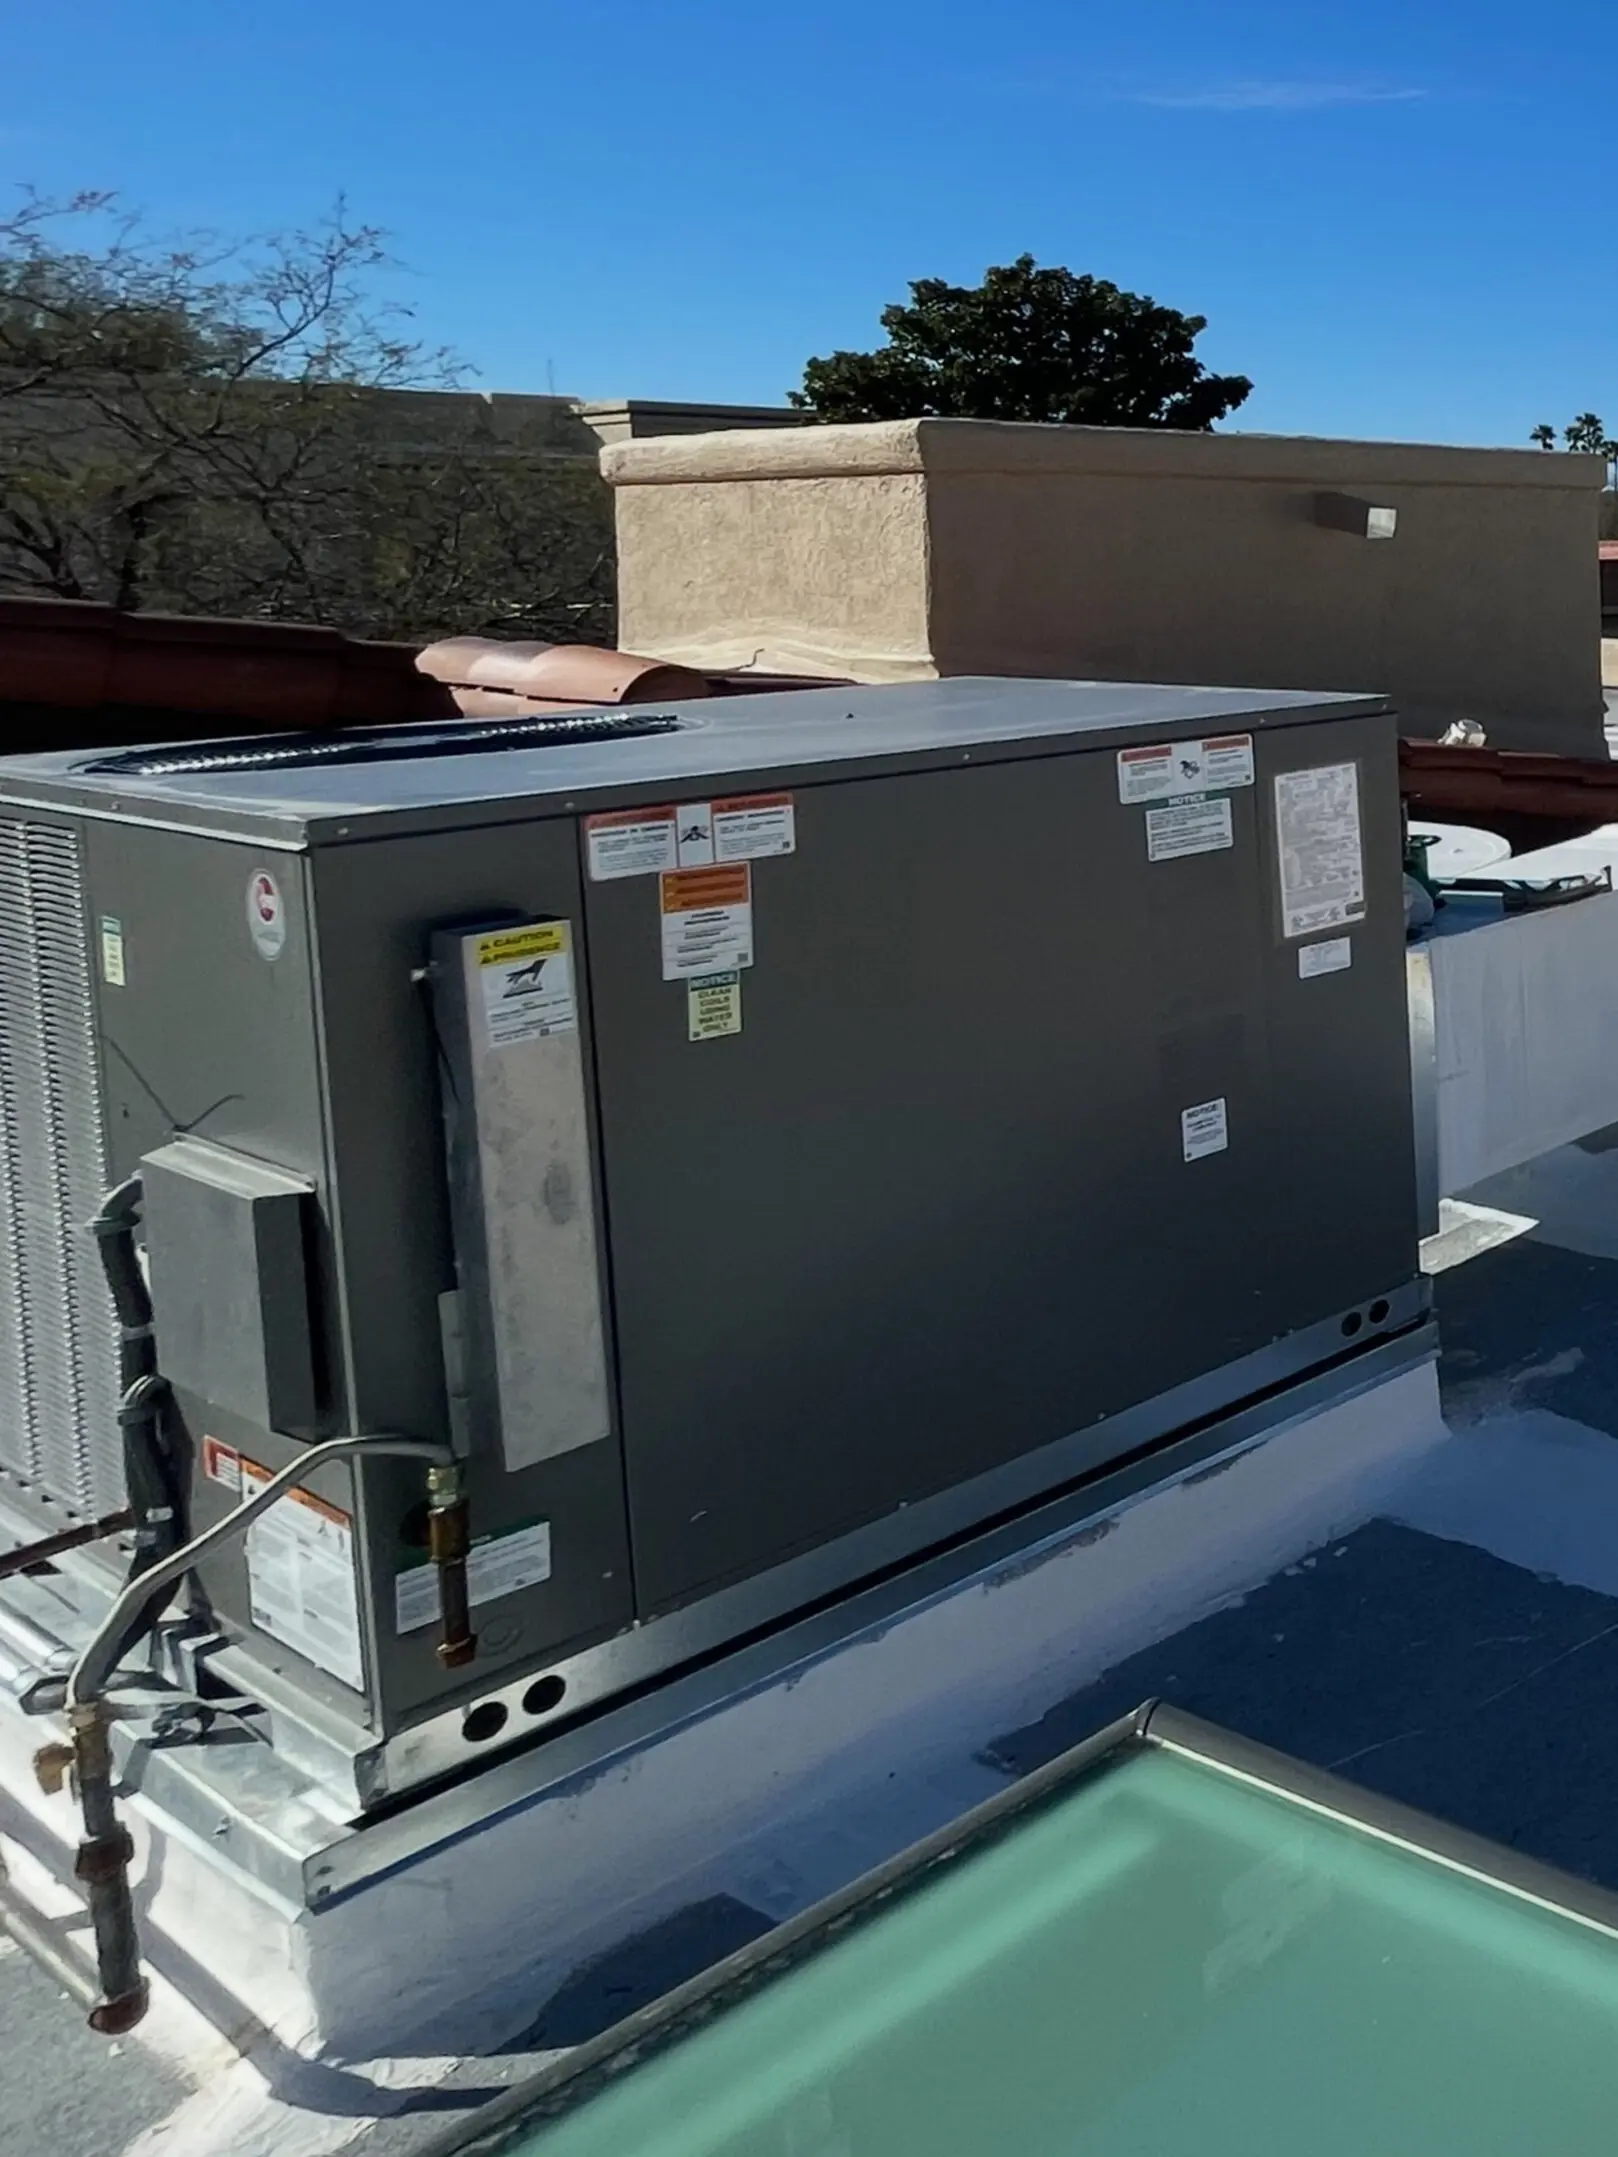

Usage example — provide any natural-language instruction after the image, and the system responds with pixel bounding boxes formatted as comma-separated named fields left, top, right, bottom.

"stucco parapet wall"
left=602, top=418, right=1608, bottom=490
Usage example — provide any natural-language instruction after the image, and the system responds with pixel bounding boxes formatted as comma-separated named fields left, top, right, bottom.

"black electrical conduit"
left=87, top=1179, right=192, bottom=1664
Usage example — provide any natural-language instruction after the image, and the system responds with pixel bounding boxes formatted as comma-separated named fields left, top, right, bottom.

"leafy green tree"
left=1564, top=413, right=1618, bottom=462
left=1531, top=411, right=1617, bottom=473
left=1531, top=413, right=1618, bottom=536
left=0, top=191, right=614, bottom=640
left=791, top=255, right=1252, bottom=430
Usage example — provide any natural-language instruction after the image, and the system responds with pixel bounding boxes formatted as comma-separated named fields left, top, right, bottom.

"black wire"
left=92, top=1184, right=193, bottom=1667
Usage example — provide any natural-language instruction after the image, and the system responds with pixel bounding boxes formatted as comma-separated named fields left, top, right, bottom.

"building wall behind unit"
left=926, top=465, right=1599, bottom=750
left=607, top=420, right=1607, bottom=757
left=612, top=426, right=935, bottom=680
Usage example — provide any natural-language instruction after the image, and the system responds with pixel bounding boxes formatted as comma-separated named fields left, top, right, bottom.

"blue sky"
left=5, top=0, right=1612, bottom=447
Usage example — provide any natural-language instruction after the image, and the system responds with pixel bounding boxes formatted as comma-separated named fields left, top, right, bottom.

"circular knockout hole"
left=1368, top=1298, right=1391, bottom=1324
left=462, top=1700, right=509, bottom=1744
left=523, top=1675, right=567, bottom=1718
left=1341, top=1312, right=1364, bottom=1338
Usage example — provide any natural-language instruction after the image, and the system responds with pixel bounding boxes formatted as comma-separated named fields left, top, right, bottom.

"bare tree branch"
left=1, top=189, right=613, bottom=639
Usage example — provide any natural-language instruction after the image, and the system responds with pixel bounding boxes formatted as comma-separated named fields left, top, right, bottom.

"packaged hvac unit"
left=0, top=679, right=1422, bottom=1806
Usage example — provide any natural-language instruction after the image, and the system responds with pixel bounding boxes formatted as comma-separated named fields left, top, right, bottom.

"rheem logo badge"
left=246, top=867, right=287, bottom=960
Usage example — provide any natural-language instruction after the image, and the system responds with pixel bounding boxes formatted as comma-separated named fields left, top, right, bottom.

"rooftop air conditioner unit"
left=0, top=677, right=1422, bottom=1810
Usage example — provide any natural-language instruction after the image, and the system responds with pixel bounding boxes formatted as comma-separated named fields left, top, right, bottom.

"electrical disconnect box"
left=0, top=679, right=1422, bottom=1804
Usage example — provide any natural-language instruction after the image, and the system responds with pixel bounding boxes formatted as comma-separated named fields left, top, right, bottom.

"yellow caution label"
left=476, top=922, right=569, bottom=968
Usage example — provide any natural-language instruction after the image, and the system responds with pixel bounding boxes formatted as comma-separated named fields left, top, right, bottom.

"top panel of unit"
left=0, top=676, right=1387, bottom=843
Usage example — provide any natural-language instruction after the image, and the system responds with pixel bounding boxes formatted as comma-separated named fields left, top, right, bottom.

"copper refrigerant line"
left=38, top=1431, right=476, bottom=2033
left=0, top=1510, right=135, bottom=1582
left=30, top=1178, right=479, bottom=2035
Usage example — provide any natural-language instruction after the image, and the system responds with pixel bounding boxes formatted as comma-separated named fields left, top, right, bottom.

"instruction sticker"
left=241, top=1458, right=364, bottom=1692
left=585, top=806, right=677, bottom=880
left=714, top=793, right=796, bottom=862
left=477, top=922, right=577, bottom=1046
left=1274, top=763, right=1365, bottom=939
left=99, top=916, right=126, bottom=987
left=1298, top=936, right=1353, bottom=979
left=1182, top=1098, right=1230, bottom=1162
left=1118, top=734, right=1255, bottom=804
left=395, top=1521, right=553, bottom=1635
left=660, top=865, right=754, bottom=980
left=688, top=970, right=743, bottom=1040
left=1146, top=797, right=1234, bottom=862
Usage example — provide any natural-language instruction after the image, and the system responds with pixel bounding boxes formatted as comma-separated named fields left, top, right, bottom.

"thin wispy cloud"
left=1126, top=81, right=1428, bottom=112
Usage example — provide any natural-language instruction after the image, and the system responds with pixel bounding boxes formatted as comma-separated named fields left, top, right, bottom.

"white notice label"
left=1274, top=763, right=1365, bottom=939
left=99, top=917, right=126, bottom=987
left=713, top=793, right=796, bottom=862
left=1182, top=1098, right=1230, bottom=1162
left=585, top=807, right=677, bottom=880
left=395, top=1521, right=553, bottom=1635
left=688, top=970, right=743, bottom=1040
left=477, top=922, right=577, bottom=1045
left=1146, top=797, right=1234, bottom=862
left=242, top=1461, right=364, bottom=1692
left=660, top=865, right=754, bottom=980
left=1298, top=936, right=1353, bottom=979
left=1118, top=734, right=1255, bottom=804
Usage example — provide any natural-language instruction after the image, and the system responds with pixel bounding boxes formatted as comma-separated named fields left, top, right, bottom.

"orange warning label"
left=589, top=805, right=673, bottom=829
left=660, top=865, right=751, bottom=913
left=241, top=1454, right=352, bottom=1528
left=659, top=864, right=754, bottom=979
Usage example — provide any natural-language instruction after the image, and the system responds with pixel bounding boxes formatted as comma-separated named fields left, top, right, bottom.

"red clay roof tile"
left=415, top=638, right=712, bottom=706
left=0, top=597, right=846, bottom=753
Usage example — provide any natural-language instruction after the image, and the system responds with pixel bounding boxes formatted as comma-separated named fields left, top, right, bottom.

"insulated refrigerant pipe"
left=88, top=1179, right=193, bottom=1646
left=0, top=1508, right=135, bottom=1582
left=46, top=1433, right=474, bottom=2034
